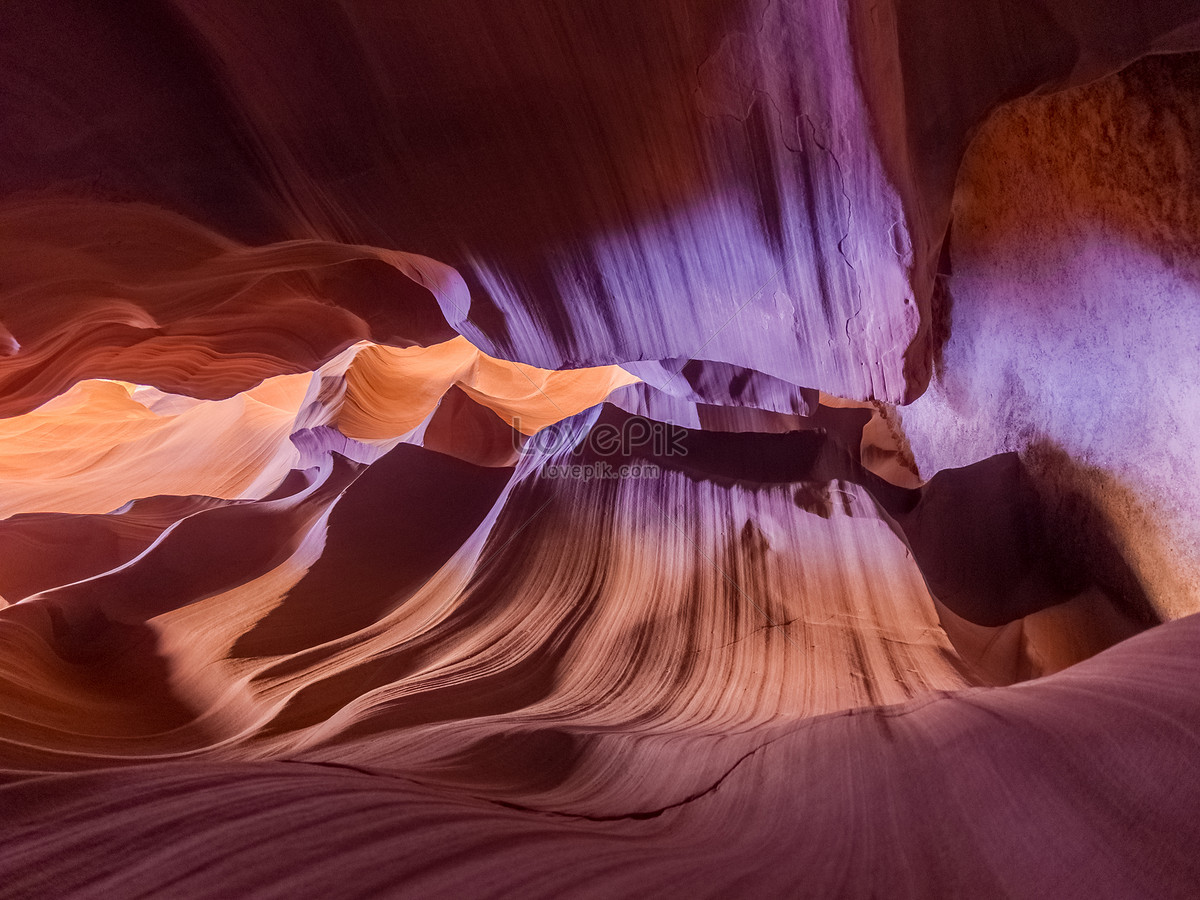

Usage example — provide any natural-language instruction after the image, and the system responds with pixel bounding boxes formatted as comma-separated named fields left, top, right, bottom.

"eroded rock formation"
left=2, top=1, right=1200, bottom=897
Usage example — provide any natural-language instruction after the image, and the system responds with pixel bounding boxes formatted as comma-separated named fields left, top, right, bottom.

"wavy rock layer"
left=5, top=611, right=1200, bottom=899
left=3, top=1, right=1200, bottom=897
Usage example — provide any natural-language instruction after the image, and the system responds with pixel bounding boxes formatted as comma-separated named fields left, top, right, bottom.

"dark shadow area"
left=580, top=404, right=1158, bottom=633
left=0, top=0, right=285, bottom=243
left=0, top=600, right=202, bottom=735
left=232, top=444, right=512, bottom=658
left=305, top=258, right=460, bottom=349
left=422, top=386, right=521, bottom=468
left=236, top=0, right=752, bottom=254
left=896, top=449, right=1157, bottom=629
left=439, top=729, right=583, bottom=794
left=1020, top=440, right=1161, bottom=628
left=0, top=495, right=225, bottom=601
left=930, top=223, right=954, bottom=380
left=578, top=403, right=913, bottom=511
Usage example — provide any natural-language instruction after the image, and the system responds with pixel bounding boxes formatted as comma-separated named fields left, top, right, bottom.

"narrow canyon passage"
left=2, top=2, right=1200, bottom=897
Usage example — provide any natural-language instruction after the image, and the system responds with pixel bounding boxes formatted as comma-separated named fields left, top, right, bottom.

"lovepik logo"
left=514, top=415, right=689, bottom=459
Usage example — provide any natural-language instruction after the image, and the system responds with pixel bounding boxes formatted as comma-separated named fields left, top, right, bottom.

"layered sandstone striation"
left=2, top=1, right=1200, bottom=897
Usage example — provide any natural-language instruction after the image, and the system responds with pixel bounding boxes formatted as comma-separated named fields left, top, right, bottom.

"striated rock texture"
left=2, top=1, right=1200, bottom=897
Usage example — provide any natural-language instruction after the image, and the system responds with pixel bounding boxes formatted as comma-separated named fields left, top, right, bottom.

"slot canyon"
left=2, top=1, right=1200, bottom=896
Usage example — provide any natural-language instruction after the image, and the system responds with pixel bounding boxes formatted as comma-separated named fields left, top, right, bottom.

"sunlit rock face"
left=902, top=53, right=1200, bottom=622
left=3, top=2, right=1200, bottom=897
